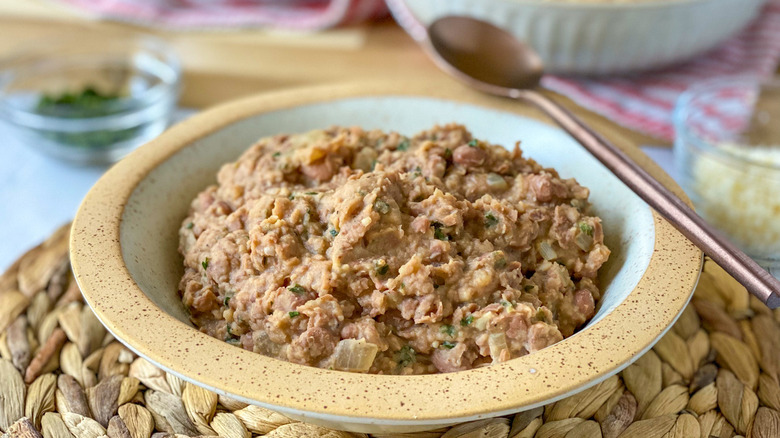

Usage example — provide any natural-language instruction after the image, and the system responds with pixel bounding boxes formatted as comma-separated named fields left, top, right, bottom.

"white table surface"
left=0, top=110, right=679, bottom=272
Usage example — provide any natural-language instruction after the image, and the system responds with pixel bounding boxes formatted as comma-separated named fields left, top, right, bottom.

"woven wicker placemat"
left=0, top=224, right=778, bottom=438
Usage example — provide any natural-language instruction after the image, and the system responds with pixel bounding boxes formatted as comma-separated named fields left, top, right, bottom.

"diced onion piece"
left=570, top=199, right=586, bottom=211
left=332, top=339, right=379, bottom=373
left=473, top=314, right=492, bottom=331
left=486, top=173, right=509, bottom=190
left=291, top=130, right=329, bottom=163
left=353, top=147, right=378, bottom=172
left=252, top=330, right=282, bottom=356
left=539, top=241, right=558, bottom=261
left=488, top=333, right=508, bottom=363
left=576, top=232, right=594, bottom=252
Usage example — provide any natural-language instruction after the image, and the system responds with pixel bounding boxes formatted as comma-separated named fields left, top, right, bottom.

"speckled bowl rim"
left=70, top=81, right=702, bottom=426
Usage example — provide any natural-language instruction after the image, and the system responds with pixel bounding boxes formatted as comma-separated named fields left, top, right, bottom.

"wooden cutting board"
left=0, top=0, right=669, bottom=146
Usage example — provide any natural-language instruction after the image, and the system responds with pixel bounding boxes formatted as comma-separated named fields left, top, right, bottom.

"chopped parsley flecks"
left=330, top=229, right=339, bottom=237
left=289, top=311, right=300, bottom=318
left=441, top=341, right=456, bottom=349
left=374, top=200, right=391, bottom=214
left=494, top=257, right=507, bottom=269
left=397, top=139, right=410, bottom=151
left=431, top=222, right=450, bottom=241
left=461, top=315, right=473, bottom=326
left=376, top=263, right=389, bottom=276
left=524, top=284, right=536, bottom=292
left=201, top=258, right=210, bottom=270
left=444, top=148, right=453, bottom=159
left=441, top=324, right=455, bottom=337
left=223, top=293, right=232, bottom=306
left=396, top=345, right=416, bottom=367
left=485, top=212, right=499, bottom=228
left=272, top=152, right=281, bottom=158
left=578, top=222, right=594, bottom=236
left=434, top=228, right=448, bottom=241
left=35, top=87, right=140, bottom=148
left=288, top=193, right=295, bottom=200
left=305, top=191, right=318, bottom=195
left=186, top=222, right=194, bottom=229
left=288, top=284, right=306, bottom=295
left=468, top=139, right=479, bottom=147
left=37, top=87, right=118, bottom=115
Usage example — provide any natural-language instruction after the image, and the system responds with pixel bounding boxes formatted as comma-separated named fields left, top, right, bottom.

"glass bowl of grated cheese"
left=674, top=76, right=780, bottom=278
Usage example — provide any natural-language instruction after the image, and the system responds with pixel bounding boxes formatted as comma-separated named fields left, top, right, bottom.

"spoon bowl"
left=424, top=15, right=780, bottom=308
left=428, top=16, right=543, bottom=92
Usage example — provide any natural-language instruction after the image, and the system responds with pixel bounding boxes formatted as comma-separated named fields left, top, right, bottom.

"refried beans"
left=178, top=124, right=610, bottom=374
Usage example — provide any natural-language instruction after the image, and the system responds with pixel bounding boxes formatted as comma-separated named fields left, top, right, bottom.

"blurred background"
left=0, top=0, right=778, bottom=273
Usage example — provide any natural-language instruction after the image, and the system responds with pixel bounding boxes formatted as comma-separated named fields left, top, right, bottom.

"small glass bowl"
left=0, top=35, right=180, bottom=165
left=674, top=76, right=780, bottom=278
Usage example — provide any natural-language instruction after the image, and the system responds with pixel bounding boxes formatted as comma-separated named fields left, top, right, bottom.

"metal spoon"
left=424, top=15, right=780, bottom=308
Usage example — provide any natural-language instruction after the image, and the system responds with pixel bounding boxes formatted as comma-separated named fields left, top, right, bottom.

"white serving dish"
left=387, top=0, right=768, bottom=74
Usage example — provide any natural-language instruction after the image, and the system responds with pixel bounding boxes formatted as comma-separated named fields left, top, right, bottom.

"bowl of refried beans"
left=70, top=81, right=702, bottom=433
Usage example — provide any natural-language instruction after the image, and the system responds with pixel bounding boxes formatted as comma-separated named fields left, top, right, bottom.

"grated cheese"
left=692, top=144, right=780, bottom=261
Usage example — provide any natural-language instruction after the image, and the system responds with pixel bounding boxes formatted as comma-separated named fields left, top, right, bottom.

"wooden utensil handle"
left=518, top=89, right=780, bottom=309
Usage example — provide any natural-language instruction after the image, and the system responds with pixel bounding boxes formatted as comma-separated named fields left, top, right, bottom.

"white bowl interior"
left=120, top=96, right=654, bottom=335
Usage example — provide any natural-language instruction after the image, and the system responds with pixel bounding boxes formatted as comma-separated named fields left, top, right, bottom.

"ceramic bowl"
left=70, top=82, right=702, bottom=433
left=386, top=0, right=768, bottom=74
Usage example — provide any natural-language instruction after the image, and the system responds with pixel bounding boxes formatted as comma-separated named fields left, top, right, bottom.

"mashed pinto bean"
left=178, top=124, right=610, bottom=374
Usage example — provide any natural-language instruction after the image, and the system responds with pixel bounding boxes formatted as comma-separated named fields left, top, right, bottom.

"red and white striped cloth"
left=55, top=0, right=389, bottom=31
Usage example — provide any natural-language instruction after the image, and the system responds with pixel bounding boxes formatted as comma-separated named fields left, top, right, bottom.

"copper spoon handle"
left=514, top=89, right=780, bottom=308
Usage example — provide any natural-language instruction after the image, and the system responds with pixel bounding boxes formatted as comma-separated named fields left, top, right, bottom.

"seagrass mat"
left=1, top=224, right=779, bottom=438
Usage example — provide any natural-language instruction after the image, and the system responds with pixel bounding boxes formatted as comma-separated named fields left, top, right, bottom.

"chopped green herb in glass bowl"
left=0, top=35, right=180, bottom=165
